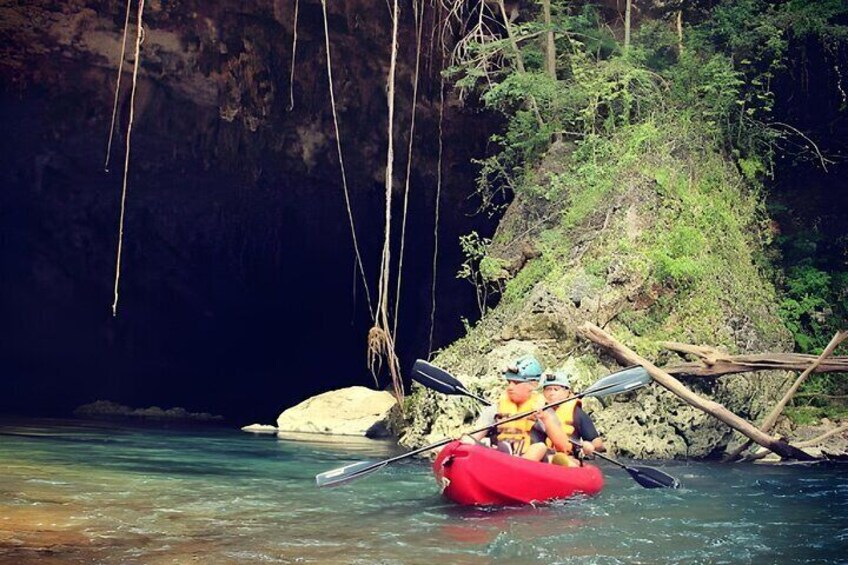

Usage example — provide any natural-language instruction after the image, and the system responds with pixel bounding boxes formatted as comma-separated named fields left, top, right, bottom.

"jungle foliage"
left=449, top=0, right=848, bottom=420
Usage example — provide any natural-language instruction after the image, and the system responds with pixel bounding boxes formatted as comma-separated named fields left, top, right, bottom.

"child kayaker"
left=462, top=355, right=570, bottom=462
left=539, top=369, right=606, bottom=466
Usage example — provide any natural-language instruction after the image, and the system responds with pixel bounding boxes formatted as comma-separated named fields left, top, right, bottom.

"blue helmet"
left=541, top=370, right=572, bottom=389
left=503, top=355, right=543, bottom=381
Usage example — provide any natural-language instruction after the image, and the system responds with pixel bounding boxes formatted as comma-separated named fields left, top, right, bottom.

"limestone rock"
left=241, top=423, right=278, bottom=433
left=276, top=386, right=398, bottom=438
left=400, top=130, right=795, bottom=460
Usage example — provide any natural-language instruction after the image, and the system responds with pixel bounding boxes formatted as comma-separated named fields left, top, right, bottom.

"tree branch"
left=663, top=354, right=848, bottom=378
left=577, top=322, right=817, bottom=461
left=723, top=330, right=847, bottom=461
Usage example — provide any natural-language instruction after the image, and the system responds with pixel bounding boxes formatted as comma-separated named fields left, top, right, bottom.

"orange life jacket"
left=545, top=398, right=581, bottom=451
left=495, top=392, right=543, bottom=454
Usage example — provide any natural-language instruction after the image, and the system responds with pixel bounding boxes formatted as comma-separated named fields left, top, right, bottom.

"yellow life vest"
left=495, top=392, right=544, bottom=454
left=545, top=398, right=582, bottom=451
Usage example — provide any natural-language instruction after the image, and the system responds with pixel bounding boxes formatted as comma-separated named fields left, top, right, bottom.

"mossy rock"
left=401, top=119, right=793, bottom=460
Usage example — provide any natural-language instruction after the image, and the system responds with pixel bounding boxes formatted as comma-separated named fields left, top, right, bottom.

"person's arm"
left=535, top=408, right=572, bottom=453
left=575, top=407, right=605, bottom=455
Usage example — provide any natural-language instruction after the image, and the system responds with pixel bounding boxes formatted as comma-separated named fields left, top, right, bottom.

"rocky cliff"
left=401, top=127, right=795, bottom=459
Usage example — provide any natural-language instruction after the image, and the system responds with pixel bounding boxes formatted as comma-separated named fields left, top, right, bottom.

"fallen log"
left=664, top=354, right=848, bottom=378
left=578, top=322, right=817, bottom=461
left=660, top=342, right=725, bottom=366
left=744, top=424, right=848, bottom=462
left=723, top=330, right=847, bottom=462
left=794, top=423, right=848, bottom=449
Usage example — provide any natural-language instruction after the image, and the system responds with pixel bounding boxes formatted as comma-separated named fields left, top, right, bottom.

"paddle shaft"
left=456, top=386, right=491, bottom=406
left=343, top=382, right=619, bottom=473
left=398, top=381, right=622, bottom=464
left=445, top=386, right=680, bottom=489
left=568, top=438, right=618, bottom=467
left=317, top=365, right=659, bottom=488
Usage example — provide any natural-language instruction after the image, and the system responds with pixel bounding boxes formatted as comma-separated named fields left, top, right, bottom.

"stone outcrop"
left=74, top=400, right=223, bottom=422
left=401, top=135, right=797, bottom=460
left=241, top=423, right=278, bottom=433
left=276, top=386, right=398, bottom=438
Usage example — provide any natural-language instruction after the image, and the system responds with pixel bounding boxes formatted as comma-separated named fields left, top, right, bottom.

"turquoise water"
left=1, top=419, right=847, bottom=564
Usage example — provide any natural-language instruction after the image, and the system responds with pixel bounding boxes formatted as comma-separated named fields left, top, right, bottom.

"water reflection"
left=1, top=418, right=847, bottom=564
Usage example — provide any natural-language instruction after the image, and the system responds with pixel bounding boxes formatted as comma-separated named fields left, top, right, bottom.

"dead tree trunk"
left=496, top=0, right=544, bottom=128
left=745, top=423, right=848, bottom=461
left=723, top=330, right=847, bottom=461
left=577, top=322, right=817, bottom=461
left=542, top=0, right=556, bottom=80
left=662, top=350, right=848, bottom=378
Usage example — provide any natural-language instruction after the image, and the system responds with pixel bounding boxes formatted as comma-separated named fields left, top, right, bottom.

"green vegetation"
left=778, top=263, right=848, bottom=421
left=457, top=231, right=502, bottom=316
left=780, top=264, right=847, bottom=352
left=450, top=0, right=848, bottom=424
left=785, top=404, right=848, bottom=427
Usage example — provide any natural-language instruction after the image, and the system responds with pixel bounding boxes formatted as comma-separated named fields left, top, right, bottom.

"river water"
left=1, top=418, right=846, bottom=564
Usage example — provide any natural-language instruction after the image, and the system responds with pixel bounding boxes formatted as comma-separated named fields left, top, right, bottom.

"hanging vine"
left=111, top=0, right=146, bottom=317
left=287, top=0, right=299, bottom=111
left=319, top=0, right=374, bottom=318
left=393, top=0, right=426, bottom=341
left=367, top=0, right=404, bottom=405
left=428, top=33, right=447, bottom=359
left=104, top=0, right=133, bottom=173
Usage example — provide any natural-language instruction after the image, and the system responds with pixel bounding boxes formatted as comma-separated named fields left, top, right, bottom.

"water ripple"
left=1, top=419, right=847, bottom=564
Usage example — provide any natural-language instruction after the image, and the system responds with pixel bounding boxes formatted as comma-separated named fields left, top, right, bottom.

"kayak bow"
left=433, top=441, right=604, bottom=506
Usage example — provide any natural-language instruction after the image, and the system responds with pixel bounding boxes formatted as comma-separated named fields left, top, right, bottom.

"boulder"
left=241, top=423, right=278, bottom=434
left=276, top=386, right=398, bottom=438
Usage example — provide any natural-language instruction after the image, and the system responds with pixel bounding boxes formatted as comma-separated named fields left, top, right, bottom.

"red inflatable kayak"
left=432, top=440, right=604, bottom=506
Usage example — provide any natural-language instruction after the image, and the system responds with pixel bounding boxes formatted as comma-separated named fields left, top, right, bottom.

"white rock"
left=241, top=424, right=278, bottom=433
left=276, top=386, right=398, bottom=437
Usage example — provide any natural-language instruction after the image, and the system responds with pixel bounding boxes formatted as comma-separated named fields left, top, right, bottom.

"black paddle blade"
left=411, top=359, right=461, bottom=395
left=315, top=460, right=388, bottom=488
left=412, top=360, right=492, bottom=406
left=582, top=366, right=651, bottom=399
left=626, top=465, right=680, bottom=489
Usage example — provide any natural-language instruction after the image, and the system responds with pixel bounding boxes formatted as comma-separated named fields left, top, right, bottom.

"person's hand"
left=460, top=434, right=477, bottom=445
left=534, top=409, right=553, bottom=425
left=580, top=440, right=595, bottom=458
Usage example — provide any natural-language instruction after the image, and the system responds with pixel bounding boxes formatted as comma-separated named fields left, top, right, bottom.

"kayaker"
left=540, top=370, right=606, bottom=466
left=462, top=355, right=570, bottom=461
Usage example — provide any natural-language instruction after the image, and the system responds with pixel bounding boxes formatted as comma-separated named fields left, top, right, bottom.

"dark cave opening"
left=0, top=81, right=500, bottom=424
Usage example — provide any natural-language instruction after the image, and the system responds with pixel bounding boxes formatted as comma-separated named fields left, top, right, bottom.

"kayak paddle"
left=564, top=438, right=680, bottom=489
left=411, top=360, right=650, bottom=407
left=412, top=359, right=680, bottom=489
left=316, top=362, right=652, bottom=488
